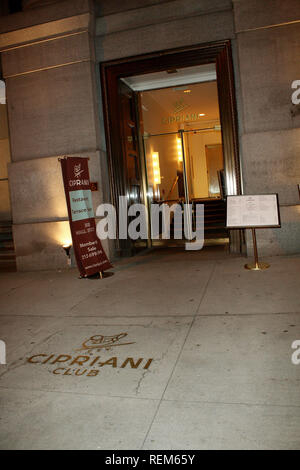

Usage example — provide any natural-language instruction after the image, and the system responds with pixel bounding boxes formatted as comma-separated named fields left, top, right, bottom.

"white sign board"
left=226, top=194, right=280, bottom=228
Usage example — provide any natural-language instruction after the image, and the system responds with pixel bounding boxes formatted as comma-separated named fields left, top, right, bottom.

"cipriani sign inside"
left=95, top=197, right=204, bottom=251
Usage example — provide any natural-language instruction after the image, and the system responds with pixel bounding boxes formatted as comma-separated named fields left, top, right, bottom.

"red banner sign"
left=60, top=156, right=112, bottom=277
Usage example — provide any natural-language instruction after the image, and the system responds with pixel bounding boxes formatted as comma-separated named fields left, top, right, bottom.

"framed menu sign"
left=226, top=194, right=281, bottom=229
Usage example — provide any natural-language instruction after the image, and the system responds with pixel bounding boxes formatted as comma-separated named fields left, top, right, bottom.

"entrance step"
left=194, top=198, right=228, bottom=239
left=156, top=199, right=228, bottom=243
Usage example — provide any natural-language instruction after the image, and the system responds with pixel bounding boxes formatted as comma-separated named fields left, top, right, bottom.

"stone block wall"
left=0, top=0, right=109, bottom=270
left=233, top=0, right=300, bottom=255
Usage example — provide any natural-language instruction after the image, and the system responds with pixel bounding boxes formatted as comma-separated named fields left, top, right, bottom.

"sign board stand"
left=59, top=156, right=112, bottom=279
left=245, top=228, right=270, bottom=271
left=226, top=194, right=281, bottom=271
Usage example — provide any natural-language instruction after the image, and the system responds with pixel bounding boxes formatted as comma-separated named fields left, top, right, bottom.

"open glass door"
left=118, top=81, right=148, bottom=254
left=102, top=45, right=241, bottom=255
left=143, top=131, right=189, bottom=245
left=139, top=78, right=228, bottom=247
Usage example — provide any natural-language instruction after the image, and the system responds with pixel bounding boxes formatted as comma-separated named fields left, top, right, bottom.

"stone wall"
left=0, top=0, right=110, bottom=270
left=233, top=0, right=300, bottom=255
left=95, top=0, right=234, bottom=61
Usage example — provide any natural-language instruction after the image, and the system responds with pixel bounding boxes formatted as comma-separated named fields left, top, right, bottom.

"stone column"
left=233, top=0, right=300, bottom=255
left=0, top=0, right=107, bottom=270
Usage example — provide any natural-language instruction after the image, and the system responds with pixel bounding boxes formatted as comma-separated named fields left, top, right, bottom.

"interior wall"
left=186, top=129, right=222, bottom=199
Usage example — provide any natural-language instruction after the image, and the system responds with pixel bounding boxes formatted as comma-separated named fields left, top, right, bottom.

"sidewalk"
left=0, top=247, right=300, bottom=450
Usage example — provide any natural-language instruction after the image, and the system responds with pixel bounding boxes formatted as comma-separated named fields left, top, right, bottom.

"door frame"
left=100, top=40, right=242, bottom=254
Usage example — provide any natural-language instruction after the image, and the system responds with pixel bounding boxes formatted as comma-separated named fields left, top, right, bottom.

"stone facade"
left=0, top=0, right=299, bottom=269
left=233, top=0, right=300, bottom=255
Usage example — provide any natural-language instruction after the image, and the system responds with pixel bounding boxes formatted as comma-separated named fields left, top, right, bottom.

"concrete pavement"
left=0, top=247, right=299, bottom=449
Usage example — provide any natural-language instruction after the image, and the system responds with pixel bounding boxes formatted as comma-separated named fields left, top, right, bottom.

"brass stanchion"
left=244, top=228, right=270, bottom=270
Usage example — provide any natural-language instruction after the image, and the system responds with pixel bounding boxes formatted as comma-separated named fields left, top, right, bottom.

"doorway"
left=135, top=77, right=228, bottom=247
left=101, top=41, right=242, bottom=256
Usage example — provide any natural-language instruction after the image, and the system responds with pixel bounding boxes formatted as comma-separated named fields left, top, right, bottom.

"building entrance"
left=133, top=76, right=227, bottom=248
left=101, top=42, right=242, bottom=256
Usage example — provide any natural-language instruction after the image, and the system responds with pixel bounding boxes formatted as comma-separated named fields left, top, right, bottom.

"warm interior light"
left=198, top=113, right=205, bottom=117
left=152, top=152, right=161, bottom=184
left=184, top=89, right=191, bottom=93
left=177, top=138, right=183, bottom=163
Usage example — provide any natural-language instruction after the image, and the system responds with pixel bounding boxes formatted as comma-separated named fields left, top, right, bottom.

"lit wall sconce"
left=177, top=138, right=183, bottom=163
left=152, top=152, right=161, bottom=184
left=62, top=243, right=72, bottom=265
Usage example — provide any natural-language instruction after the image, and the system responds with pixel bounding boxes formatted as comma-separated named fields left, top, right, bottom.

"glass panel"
left=143, top=133, right=185, bottom=204
left=183, top=127, right=224, bottom=201
left=143, top=133, right=187, bottom=245
left=140, top=77, right=219, bottom=136
left=139, top=73, right=227, bottom=246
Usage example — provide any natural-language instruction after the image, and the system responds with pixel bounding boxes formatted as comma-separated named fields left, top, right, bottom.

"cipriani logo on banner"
left=0, top=340, right=6, bottom=365
left=74, top=163, right=84, bottom=178
left=291, top=340, right=300, bottom=365
left=96, top=196, right=204, bottom=251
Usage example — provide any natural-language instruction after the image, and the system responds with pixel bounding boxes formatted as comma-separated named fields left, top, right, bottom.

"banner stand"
left=59, top=156, right=112, bottom=279
left=79, top=271, right=115, bottom=280
left=244, top=228, right=270, bottom=271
